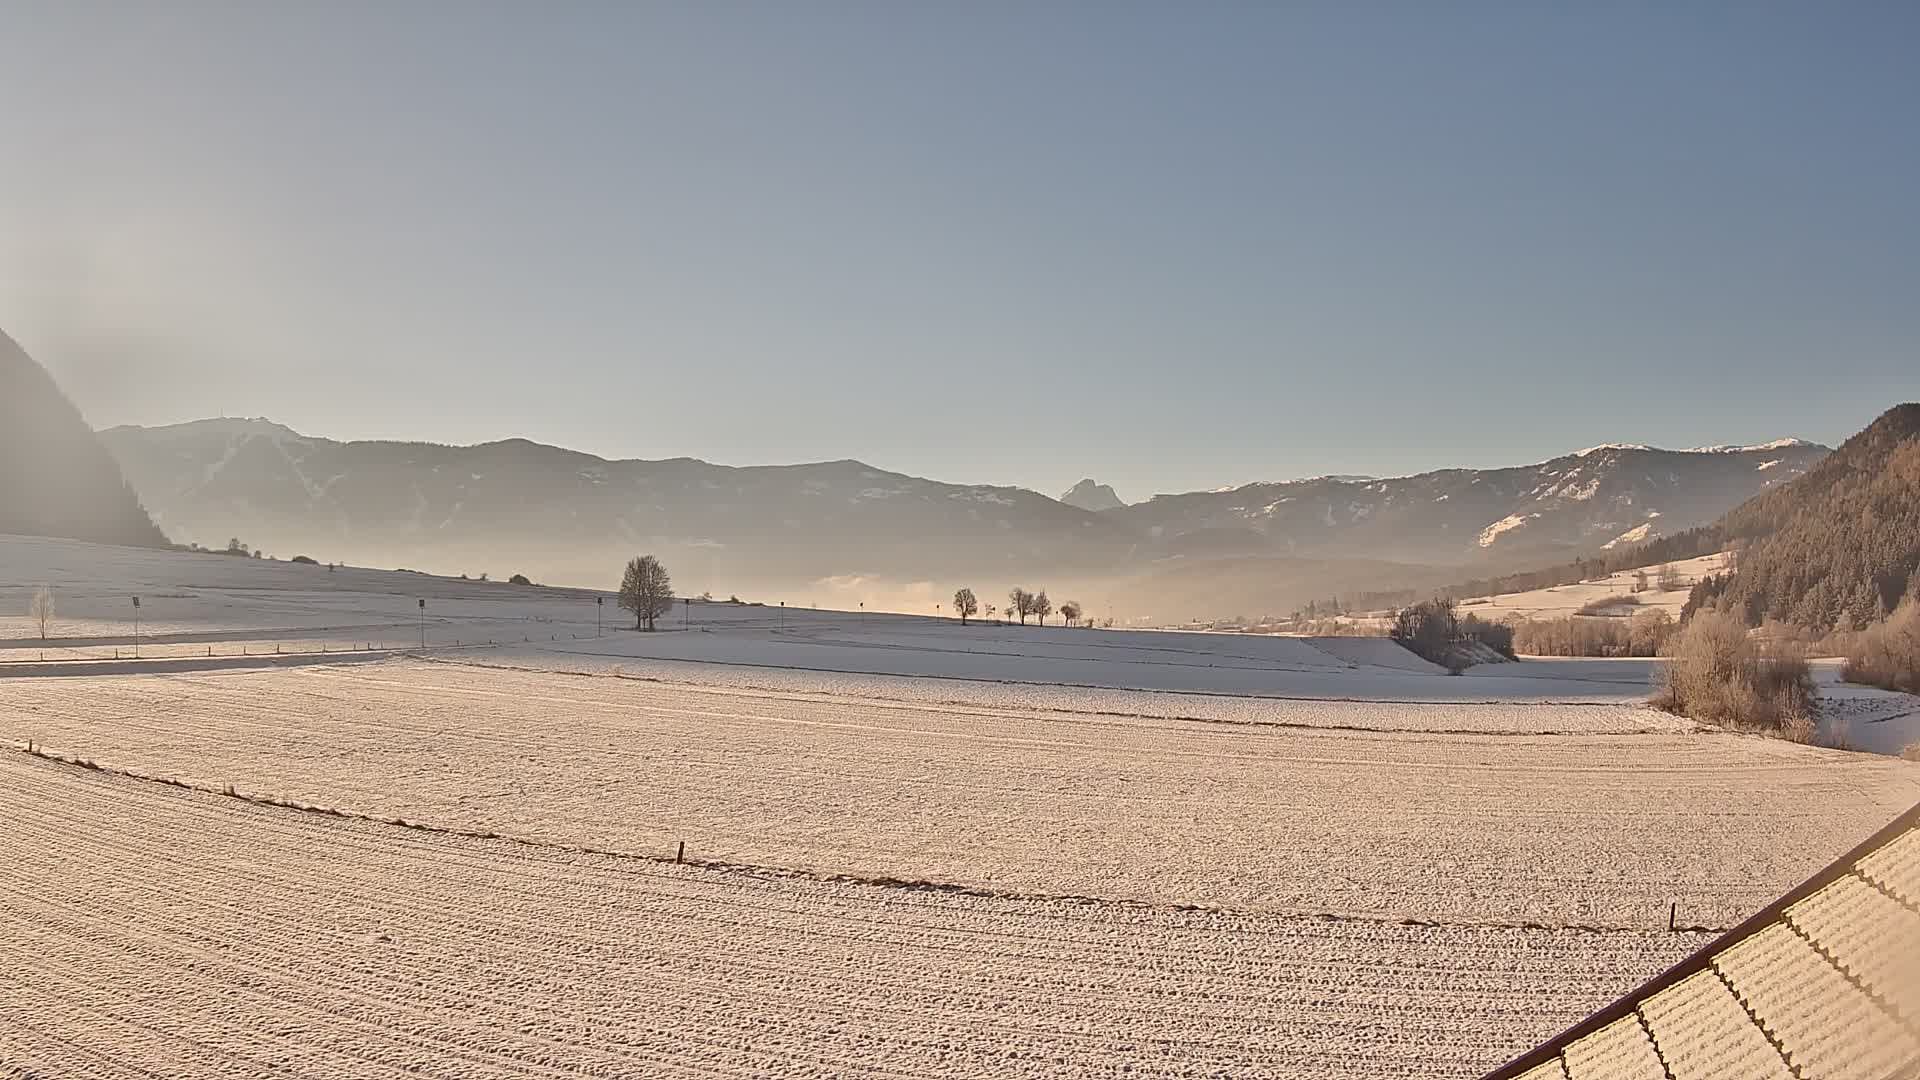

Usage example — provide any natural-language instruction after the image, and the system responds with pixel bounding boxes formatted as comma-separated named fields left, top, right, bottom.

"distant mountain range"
left=97, top=419, right=1126, bottom=588
left=1106, top=440, right=1826, bottom=566
left=0, top=330, right=167, bottom=550
left=98, top=418, right=1828, bottom=610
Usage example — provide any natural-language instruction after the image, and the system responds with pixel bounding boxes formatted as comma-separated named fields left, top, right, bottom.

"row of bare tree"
left=619, top=555, right=1104, bottom=633
left=949, top=587, right=1084, bottom=627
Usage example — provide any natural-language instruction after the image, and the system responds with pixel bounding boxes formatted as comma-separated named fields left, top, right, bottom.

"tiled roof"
left=1486, top=803, right=1920, bottom=1080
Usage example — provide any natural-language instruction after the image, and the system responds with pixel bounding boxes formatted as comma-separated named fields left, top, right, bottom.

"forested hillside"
left=0, top=330, right=169, bottom=549
left=1686, top=404, right=1920, bottom=629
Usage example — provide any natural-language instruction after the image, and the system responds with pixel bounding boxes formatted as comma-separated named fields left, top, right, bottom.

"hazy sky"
left=3, top=3, right=1915, bottom=499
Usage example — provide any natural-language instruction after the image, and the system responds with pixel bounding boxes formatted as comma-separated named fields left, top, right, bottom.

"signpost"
left=597, top=595, right=603, bottom=637
left=131, top=596, right=140, bottom=658
left=418, top=598, right=426, bottom=649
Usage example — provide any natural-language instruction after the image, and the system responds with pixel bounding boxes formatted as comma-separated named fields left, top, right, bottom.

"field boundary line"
left=428, top=654, right=1683, bottom=730
left=3, top=742, right=1723, bottom=936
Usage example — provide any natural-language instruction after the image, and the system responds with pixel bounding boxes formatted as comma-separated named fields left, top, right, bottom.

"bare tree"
left=29, top=586, right=54, bottom=641
left=1032, top=590, right=1052, bottom=626
left=983, top=603, right=997, bottom=622
left=1060, top=600, right=1082, bottom=627
left=952, top=588, right=978, bottom=625
left=1656, top=563, right=1682, bottom=592
left=1008, top=587, right=1032, bottom=624
left=619, top=555, right=674, bottom=631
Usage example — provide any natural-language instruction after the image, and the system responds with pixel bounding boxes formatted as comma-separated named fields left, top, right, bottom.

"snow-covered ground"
left=7, top=658, right=1910, bottom=928
left=1459, top=550, right=1730, bottom=621
left=0, top=751, right=1703, bottom=1080
left=2, top=534, right=1660, bottom=701
left=2, top=534, right=1917, bottom=1078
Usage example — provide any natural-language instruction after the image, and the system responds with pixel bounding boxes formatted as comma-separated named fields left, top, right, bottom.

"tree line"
left=950, top=587, right=1086, bottom=627
left=616, top=555, right=1092, bottom=631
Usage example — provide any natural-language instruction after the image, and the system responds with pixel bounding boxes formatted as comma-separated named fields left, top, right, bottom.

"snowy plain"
left=2, top=534, right=1917, bottom=1078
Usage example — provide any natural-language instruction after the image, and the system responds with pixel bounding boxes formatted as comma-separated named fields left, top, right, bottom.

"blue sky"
left=2, top=2, right=1915, bottom=499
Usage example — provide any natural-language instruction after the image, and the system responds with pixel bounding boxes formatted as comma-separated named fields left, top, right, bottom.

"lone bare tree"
left=1008, top=587, right=1033, bottom=624
left=29, top=586, right=54, bottom=641
left=952, top=588, right=978, bottom=625
left=1059, top=600, right=1082, bottom=627
left=1032, top=590, right=1053, bottom=626
left=1656, top=563, right=1682, bottom=592
left=619, top=555, right=674, bottom=631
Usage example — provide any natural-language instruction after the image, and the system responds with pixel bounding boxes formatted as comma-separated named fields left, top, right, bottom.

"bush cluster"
left=1513, top=609, right=1675, bottom=657
left=1652, top=612, right=1817, bottom=739
left=1390, top=598, right=1514, bottom=671
left=1842, top=600, right=1920, bottom=693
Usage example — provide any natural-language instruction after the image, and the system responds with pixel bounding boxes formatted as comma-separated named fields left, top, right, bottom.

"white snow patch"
left=1601, top=523, right=1653, bottom=549
left=954, top=491, right=1015, bottom=507
left=1573, top=443, right=1652, bottom=457
left=1477, top=513, right=1539, bottom=548
left=1684, top=438, right=1812, bottom=453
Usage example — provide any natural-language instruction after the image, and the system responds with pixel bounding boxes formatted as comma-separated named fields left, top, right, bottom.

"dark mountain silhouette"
left=101, top=419, right=1827, bottom=602
left=1685, top=404, right=1920, bottom=629
left=0, top=330, right=168, bottom=548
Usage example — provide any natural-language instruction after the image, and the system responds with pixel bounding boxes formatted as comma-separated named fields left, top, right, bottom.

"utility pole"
left=131, top=596, right=140, bottom=658
left=684, top=596, right=690, bottom=630
left=597, top=596, right=603, bottom=637
left=418, top=598, right=426, bottom=649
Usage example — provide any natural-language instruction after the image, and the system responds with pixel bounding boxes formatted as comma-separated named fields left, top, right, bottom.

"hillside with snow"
left=1104, top=441, right=1826, bottom=565
left=100, top=420, right=1826, bottom=606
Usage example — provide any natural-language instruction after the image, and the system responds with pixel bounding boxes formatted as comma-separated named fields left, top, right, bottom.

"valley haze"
left=100, top=416, right=1825, bottom=621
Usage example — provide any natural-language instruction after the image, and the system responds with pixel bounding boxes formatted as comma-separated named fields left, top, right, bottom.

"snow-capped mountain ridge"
left=1104, top=440, right=1828, bottom=565
left=99, top=418, right=1830, bottom=588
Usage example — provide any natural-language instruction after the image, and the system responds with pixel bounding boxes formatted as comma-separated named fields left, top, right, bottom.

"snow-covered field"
left=1458, top=551, right=1729, bottom=622
left=2, top=534, right=1917, bottom=1077
left=19, top=659, right=1913, bottom=927
left=0, top=751, right=1701, bottom=1080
